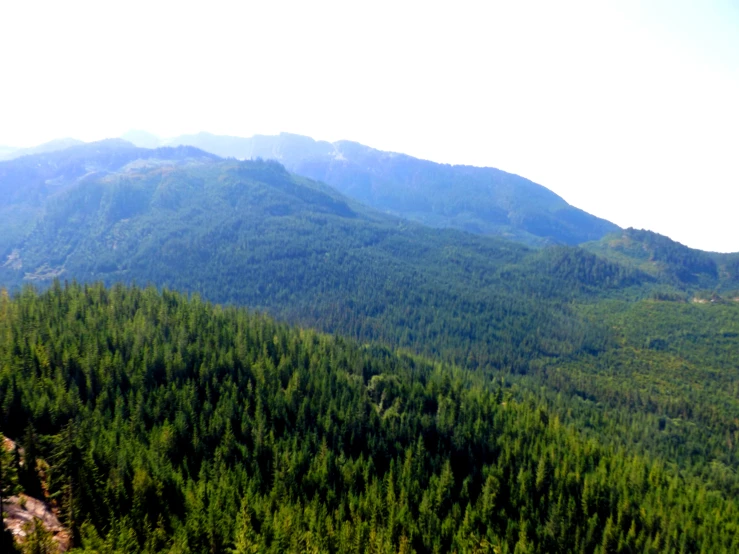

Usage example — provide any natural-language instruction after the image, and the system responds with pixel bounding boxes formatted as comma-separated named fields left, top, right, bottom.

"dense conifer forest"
left=1, top=284, right=738, bottom=553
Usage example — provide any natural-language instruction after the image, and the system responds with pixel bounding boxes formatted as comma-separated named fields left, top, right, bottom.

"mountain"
left=2, top=140, right=739, bottom=551
left=120, top=129, right=162, bottom=149
left=584, top=228, right=739, bottom=291
left=0, top=137, right=85, bottom=161
left=1, top=143, right=627, bottom=373
left=0, top=141, right=730, bottom=373
left=153, top=132, right=621, bottom=246
left=0, top=139, right=218, bottom=257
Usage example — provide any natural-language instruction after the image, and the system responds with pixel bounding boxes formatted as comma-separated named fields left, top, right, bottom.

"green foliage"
left=20, top=518, right=56, bottom=554
left=0, top=154, right=731, bottom=392
left=0, top=140, right=209, bottom=251
left=1, top=431, right=21, bottom=552
left=0, top=432, right=20, bottom=499
left=0, top=284, right=738, bottom=553
left=585, top=228, right=739, bottom=290
left=541, top=300, right=739, bottom=479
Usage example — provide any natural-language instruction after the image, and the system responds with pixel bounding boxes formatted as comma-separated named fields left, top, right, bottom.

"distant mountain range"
left=0, top=137, right=84, bottom=161
left=0, top=139, right=217, bottom=257
left=2, top=137, right=736, bottom=296
left=1, top=139, right=737, bottom=341
left=120, top=131, right=621, bottom=246
left=0, top=140, right=620, bottom=370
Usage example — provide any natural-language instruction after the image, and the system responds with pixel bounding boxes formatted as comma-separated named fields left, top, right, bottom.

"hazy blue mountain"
left=163, top=132, right=621, bottom=245
left=3, top=138, right=728, bottom=301
left=0, top=137, right=85, bottom=161
left=161, top=131, right=257, bottom=158
left=0, top=139, right=218, bottom=257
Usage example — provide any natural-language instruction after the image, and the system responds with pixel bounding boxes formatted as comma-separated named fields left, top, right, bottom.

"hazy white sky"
left=1, top=0, right=738, bottom=251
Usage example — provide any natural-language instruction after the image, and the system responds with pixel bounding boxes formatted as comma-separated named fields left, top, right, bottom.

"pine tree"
left=20, top=518, right=56, bottom=554
left=48, top=421, right=83, bottom=546
left=231, top=501, right=260, bottom=554
left=0, top=433, right=21, bottom=536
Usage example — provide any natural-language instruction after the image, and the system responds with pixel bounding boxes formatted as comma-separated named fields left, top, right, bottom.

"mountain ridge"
left=0, top=143, right=641, bottom=374
left=0, top=137, right=85, bottom=161
left=584, top=228, right=739, bottom=291
left=123, top=130, right=621, bottom=246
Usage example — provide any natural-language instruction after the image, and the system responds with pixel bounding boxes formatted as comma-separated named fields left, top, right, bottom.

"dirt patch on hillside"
left=2, top=250, right=22, bottom=270
left=23, top=263, right=65, bottom=281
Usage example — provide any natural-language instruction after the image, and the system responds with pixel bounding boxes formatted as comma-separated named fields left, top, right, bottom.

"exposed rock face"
left=3, top=495, right=71, bottom=552
left=2, top=436, right=70, bottom=552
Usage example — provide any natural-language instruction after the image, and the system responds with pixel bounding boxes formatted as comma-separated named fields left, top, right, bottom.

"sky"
left=1, top=0, right=738, bottom=251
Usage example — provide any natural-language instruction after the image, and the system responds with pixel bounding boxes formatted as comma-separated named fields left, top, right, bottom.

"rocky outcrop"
left=2, top=436, right=70, bottom=552
left=3, top=494, right=71, bottom=552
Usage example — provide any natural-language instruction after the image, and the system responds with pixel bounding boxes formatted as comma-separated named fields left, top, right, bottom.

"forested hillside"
left=0, top=155, right=643, bottom=376
left=585, top=228, right=739, bottom=290
left=0, top=140, right=217, bottom=256
left=1, top=284, right=738, bottom=553
left=149, top=132, right=620, bottom=245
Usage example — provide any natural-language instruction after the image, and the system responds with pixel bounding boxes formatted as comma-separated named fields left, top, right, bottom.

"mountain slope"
left=0, top=139, right=218, bottom=257
left=153, top=132, right=621, bottom=246
left=584, top=228, right=739, bottom=291
left=0, top=137, right=84, bottom=161
left=2, top=284, right=737, bottom=552
left=2, top=150, right=626, bottom=373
